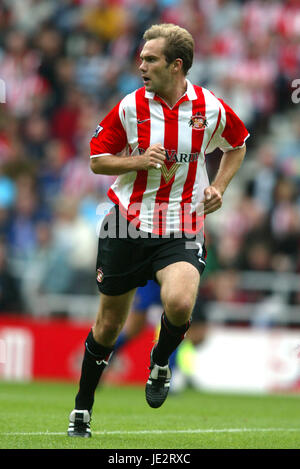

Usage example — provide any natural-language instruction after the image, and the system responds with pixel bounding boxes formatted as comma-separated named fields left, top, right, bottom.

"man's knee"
left=93, top=290, right=136, bottom=346
left=93, top=317, right=122, bottom=344
left=163, top=294, right=195, bottom=325
left=93, top=305, right=124, bottom=345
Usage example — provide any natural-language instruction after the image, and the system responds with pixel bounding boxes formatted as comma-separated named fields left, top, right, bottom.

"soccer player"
left=68, top=23, right=249, bottom=437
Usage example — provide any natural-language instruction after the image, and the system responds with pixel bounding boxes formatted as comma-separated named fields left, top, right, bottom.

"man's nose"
left=139, top=61, right=147, bottom=72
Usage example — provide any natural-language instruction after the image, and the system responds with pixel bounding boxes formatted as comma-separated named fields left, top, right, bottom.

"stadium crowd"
left=0, top=0, right=299, bottom=317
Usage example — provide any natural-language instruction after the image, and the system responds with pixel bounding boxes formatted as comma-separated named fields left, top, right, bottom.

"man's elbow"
left=240, top=143, right=247, bottom=157
left=90, top=157, right=102, bottom=174
left=239, top=144, right=247, bottom=163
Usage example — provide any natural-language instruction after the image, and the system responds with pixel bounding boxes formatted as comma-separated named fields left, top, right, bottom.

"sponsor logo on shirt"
left=137, top=147, right=204, bottom=182
left=138, top=147, right=201, bottom=164
left=93, top=125, right=103, bottom=138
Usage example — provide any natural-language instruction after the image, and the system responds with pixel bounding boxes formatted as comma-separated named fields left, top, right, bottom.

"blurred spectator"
left=270, top=177, right=300, bottom=267
left=249, top=143, right=278, bottom=212
left=0, top=171, right=16, bottom=209
left=276, top=115, right=300, bottom=183
left=51, top=87, right=82, bottom=153
left=0, top=29, right=49, bottom=117
left=5, top=0, right=57, bottom=35
left=51, top=196, right=97, bottom=294
left=239, top=240, right=273, bottom=272
left=207, top=268, right=256, bottom=306
left=0, top=239, right=23, bottom=313
left=23, top=113, right=50, bottom=162
left=83, top=0, right=129, bottom=41
left=21, top=219, right=74, bottom=310
left=37, top=139, right=70, bottom=206
left=6, top=172, right=49, bottom=262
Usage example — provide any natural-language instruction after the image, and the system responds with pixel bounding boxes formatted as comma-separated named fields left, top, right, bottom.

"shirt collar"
left=145, top=79, right=197, bottom=102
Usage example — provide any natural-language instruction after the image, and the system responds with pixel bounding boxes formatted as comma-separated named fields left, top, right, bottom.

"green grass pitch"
left=0, top=380, right=299, bottom=449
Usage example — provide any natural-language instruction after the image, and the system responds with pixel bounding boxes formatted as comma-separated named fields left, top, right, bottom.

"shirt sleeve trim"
left=90, top=153, right=113, bottom=158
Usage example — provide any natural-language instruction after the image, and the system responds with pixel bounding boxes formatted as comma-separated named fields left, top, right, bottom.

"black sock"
left=152, top=312, right=190, bottom=366
left=75, top=330, right=113, bottom=412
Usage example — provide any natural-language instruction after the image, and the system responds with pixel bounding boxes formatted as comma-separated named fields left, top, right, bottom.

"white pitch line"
left=1, top=428, right=299, bottom=437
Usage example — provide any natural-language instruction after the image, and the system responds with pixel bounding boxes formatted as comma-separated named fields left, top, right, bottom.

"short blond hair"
left=143, top=23, right=194, bottom=75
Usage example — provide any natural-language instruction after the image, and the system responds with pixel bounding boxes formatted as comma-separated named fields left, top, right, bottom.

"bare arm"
left=90, top=143, right=166, bottom=175
left=201, top=145, right=246, bottom=215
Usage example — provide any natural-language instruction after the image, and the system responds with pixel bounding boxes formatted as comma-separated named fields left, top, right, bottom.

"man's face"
left=139, top=38, right=172, bottom=94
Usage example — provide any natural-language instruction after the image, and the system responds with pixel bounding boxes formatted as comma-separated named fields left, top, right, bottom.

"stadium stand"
left=0, top=0, right=299, bottom=329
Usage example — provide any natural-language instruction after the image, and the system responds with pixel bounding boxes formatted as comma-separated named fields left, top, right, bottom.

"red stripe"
left=152, top=104, right=179, bottom=235
left=107, top=187, right=119, bottom=206
left=180, top=86, right=206, bottom=234
left=127, top=88, right=149, bottom=228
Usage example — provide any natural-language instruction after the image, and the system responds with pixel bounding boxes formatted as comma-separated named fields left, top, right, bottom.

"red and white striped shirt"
left=90, top=80, right=249, bottom=235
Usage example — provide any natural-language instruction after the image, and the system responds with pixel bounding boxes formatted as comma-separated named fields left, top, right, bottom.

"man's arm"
left=90, top=143, right=166, bottom=175
left=201, top=145, right=246, bottom=215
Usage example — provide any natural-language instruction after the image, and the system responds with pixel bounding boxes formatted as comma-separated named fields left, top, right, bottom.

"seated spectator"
left=0, top=239, right=24, bottom=313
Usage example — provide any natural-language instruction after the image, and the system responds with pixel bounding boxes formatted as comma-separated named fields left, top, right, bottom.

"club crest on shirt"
left=96, top=267, right=104, bottom=283
left=189, top=113, right=208, bottom=130
left=93, top=125, right=103, bottom=138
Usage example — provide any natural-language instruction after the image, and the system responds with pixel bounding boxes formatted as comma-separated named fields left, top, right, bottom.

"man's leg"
left=68, top=288, right=136, bottom=437
left=76, top=288, right=136, bottom=409
left=154, top=261, right=200, bottom=365
left=145, top=261, right=200, bottom=408
left=114, top=280, right=161, bottom=352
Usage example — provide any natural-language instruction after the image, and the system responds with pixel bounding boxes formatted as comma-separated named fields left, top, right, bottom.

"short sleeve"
left=206, top=97, right=249, bottom=154
left=90, top=101, right=127, bottom=157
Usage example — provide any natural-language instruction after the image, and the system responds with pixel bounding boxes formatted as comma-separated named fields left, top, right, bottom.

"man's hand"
left=198, top=185, right=223, bottom=215
left=137, top=143, right=166, bottom=170
left=196, top=146, right=246, bottom=215
left=90, top=143, right=166, bottom=175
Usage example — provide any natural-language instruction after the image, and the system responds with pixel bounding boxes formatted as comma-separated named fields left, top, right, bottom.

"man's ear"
left=172, top=58, right=183, bottom=73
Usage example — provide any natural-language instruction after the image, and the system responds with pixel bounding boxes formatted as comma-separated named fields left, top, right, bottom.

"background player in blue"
left=113, top=280, right=161, bottom=352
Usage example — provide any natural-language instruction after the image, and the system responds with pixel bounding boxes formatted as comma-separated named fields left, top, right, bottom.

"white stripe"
left=201, top=88, right=222, bottom=153
left=1, top=428, right=299, bottom=437
left=186, top=79, right=198, bottom=101
left=149, top=99, right=164, bottom=147
left=122, top=91, right=138, bottom=151
left=90, top=153, right=112, bottom=158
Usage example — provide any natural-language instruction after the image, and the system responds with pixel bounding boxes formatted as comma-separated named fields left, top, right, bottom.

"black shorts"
left=96, top=206, right=206, bottom=296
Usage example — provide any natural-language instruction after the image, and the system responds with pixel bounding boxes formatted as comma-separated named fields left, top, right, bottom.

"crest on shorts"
left=189, top=113, right=207, bottom=130
left=96, top=267, right=104, bottom=283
